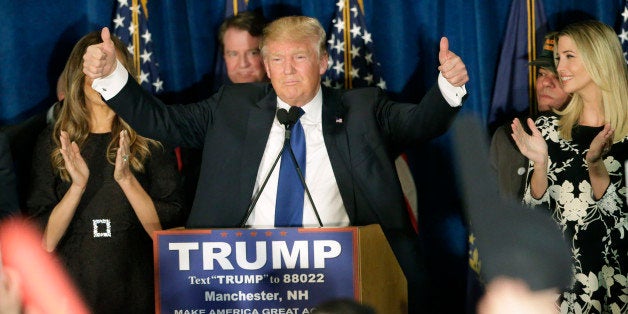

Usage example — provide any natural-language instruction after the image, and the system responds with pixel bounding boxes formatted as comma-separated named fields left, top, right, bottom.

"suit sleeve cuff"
left=91, top=59, right=129, bottom=100
left=437, top=72, right=466, bottom=107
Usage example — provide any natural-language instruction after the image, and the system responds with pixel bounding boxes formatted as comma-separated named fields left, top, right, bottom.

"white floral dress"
left=524, top=115, right=628, bottom=314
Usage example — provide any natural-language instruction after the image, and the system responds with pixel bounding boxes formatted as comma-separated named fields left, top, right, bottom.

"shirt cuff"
left=437, top=72, right=466, bottom=107
left=91, top=59, right=128, bottom=101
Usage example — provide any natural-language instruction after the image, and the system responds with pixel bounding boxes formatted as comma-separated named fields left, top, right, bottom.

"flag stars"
left=623, top=6, right=628, bottom=22
left=139, top=71, right=150, bottom=84
left=362, top=30, right=372, bottom=45
left=130, top=4, right=141, bottom=15
left=377, top=79, right=387, bottom=90
left=333, top=18, right=345, bottom=33
left=322, top=76, right=333, bottom=88
left=327, top=33, right=336, bottom=47
left=350, top=23, right=361, bottom=38
left=113, top=14, right=125, bottom=29
left=126, top=44, right=135, bottom=55
left=333, top=39, right=345, bottom=54
left=619, top=29, right=628, bottom=44
left=323, top=0, right=386, bottom=90
left=350, top=44, right=361, bottom=59
left=141, top=30, right=152, bottom=44
left=114, top=1, right=162, bottom=94
left=350, top=67, right=360, bottom=79
left=152, top=78, right=164, bottom=92
left=332, top=60, right=345, bottom=75
left=350, top=6, right=358, bottom=18
left=140, top=49, right=152, bottom=64
left=128, top=23, right=137, bottom=36
left=335, top=0, right=345, bottom=11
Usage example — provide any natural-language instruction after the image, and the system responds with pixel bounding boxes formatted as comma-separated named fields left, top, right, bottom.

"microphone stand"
left=239, top=108, right=323, bottom=228
left=239, top=142, right=287, bottom=227
left=239, top=113, right=293, bottom=227
left=285, top=140, right=323, bottom=227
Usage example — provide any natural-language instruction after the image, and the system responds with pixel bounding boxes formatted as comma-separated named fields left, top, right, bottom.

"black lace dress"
left=27, top=128, right=184, bottom=314
left=524, top=115, right=628, bottom=314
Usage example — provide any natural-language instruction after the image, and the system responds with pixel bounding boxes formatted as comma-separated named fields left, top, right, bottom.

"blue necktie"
left=275, top=108, right=306, bottom=227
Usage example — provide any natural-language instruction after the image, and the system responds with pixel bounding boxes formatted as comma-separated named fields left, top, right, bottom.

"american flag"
left=322, top=0, right=386, bottom=90
left=488, top=0, right=547, bottom=132
left=323, top=0, right=418, bottom=233
left=619, top=0, right=628, bottom=63
left=112, top=0, right=163, bottom=93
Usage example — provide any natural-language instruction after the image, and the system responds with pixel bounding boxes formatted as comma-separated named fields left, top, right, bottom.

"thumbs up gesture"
left=438, top=37, right=468, bottom=87
left=83, top=27, right=117, bottom=79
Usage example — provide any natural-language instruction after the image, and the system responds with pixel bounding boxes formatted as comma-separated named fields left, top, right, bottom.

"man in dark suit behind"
left=83, top=16, right=468, bottom=312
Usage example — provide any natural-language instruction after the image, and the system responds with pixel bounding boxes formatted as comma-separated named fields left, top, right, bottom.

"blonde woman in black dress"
left=512, top=20, right=628, bottom=313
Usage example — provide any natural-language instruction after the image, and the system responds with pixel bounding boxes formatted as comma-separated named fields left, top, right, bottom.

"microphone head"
left=288, top=106, right=302, bottom=122
left=276, top=108, right=290, bottom=126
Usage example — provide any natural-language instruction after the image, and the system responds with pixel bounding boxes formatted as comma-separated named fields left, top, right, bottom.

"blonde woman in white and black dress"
left=512, top=20, right=628, bottom=313
left=27, top=31, right=184, bottom=314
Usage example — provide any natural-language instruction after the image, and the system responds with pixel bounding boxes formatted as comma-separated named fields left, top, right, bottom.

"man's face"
left=536, top=67, right=569, bottom=112
left=223, top=28, right=266, bottom=83
left=263, top=39, right=327, bottom=107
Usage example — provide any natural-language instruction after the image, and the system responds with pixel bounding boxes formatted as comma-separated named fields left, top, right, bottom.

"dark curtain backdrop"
left=0, top=0, right=622, bottom=312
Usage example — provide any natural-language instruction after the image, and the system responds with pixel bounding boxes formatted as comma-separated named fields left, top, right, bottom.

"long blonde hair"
left=52, top=30, right=161, bottom=181
left=556, top=20, right=628, bottom=142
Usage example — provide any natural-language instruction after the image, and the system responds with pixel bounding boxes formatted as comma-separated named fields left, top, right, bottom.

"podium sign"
left=154, top=227, right=358, bottom=314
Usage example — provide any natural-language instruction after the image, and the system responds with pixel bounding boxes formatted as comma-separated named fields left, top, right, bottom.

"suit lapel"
left=238, top=89, right=277, bottom=212
left=321, top=86, right=356, bottom=221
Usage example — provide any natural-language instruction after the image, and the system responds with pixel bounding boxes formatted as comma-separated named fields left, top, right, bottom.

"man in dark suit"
left=83, top=16, right=468, bottom=312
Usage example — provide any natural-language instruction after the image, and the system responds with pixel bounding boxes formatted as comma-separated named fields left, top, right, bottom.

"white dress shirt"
left=248, top=87, right=349, bottom=228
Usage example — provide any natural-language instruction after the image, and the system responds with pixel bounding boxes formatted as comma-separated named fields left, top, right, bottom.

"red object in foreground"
left=0, top=217, right=90, bottom=314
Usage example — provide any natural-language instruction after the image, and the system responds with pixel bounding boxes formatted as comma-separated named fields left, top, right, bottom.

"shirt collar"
left=276, top=86, right=322, bottom=125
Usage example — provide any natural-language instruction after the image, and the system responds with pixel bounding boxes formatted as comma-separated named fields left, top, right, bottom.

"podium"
left=154, top=224, right=407, bottom=314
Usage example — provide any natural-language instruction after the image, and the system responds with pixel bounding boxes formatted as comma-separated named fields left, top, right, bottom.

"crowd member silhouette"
left=27, top=31, right=184, bottom=313
left=82, top=16, right=468, bottom=312
left=512, top=20, right=628, bottom=312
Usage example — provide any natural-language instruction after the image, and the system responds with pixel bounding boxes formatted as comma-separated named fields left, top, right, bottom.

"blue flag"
left=618, top=0, right=628, bottom=63
left=213, top=0, right=250, bottom=90
left=322, top=0, right=386, bottom=90
left=487, top=0, right=547, bottom=132
left=112, top=0, right=162, bottom=94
